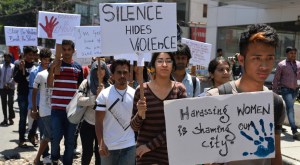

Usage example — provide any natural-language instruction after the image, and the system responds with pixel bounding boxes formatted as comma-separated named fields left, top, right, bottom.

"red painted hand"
left=39, top=16, right=59, bottom=38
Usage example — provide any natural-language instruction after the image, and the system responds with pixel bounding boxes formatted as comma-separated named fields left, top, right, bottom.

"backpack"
left=66, top=79, right=89, bottom=124
left=192, top=76, right=197, bottom=97
left=218, top=82, right=284, bottom=130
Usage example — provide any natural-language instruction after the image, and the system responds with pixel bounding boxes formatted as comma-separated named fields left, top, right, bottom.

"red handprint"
left=39, top=16, right=59, bottom=39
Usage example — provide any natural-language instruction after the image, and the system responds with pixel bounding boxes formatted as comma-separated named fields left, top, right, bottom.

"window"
left=203, top=4, right=207, bottom=18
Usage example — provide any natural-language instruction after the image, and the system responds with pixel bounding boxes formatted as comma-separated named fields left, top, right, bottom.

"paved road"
left=0, top=93, right=88, bottom=164
left=0, top=92, right=300, bottom=164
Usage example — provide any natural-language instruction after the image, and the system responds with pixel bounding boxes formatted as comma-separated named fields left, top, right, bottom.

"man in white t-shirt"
left=31, top=57, right=52, bottom=164
left=95, top=59, right=136, bottom=165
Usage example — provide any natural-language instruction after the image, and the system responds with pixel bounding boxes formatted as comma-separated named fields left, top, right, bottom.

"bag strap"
left=192, top=76, right=196, bottom=97
left=273, top=92, right=284, bottom=130
left=218, top=82, right=233, bottom=95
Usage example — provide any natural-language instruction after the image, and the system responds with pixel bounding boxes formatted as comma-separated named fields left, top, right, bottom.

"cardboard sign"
left=99, top=3, right=177, bottom=54
left=74, top=26, right=101, bottom=58
left=182, top=38, right=212, bottom=67
left=164, top=91, right=275, bottom=164
left=114, top=53, right=152, bottom=63
left=38, top=11, right=81, bottom=40
left=5, top=26, right=37, bottom=47
left=50, top=48, right=91, bottom=66
left=73, top=52, right=93, bottom=66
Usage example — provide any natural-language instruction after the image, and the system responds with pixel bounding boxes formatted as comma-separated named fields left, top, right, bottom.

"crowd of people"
left=0, top=23, right=299, bottom=165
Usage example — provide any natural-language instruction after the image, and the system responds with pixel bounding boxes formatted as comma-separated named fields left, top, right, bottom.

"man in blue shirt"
left=172, top=43, right=201, bottom=97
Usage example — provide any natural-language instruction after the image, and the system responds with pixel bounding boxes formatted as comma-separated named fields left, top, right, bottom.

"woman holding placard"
left=78, top=60, right=110, bottom=165
left=131, top=52, right=187, bottom=164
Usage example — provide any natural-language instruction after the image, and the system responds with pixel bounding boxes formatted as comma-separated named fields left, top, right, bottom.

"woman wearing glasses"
left=131, top=52, right=187, bottom=165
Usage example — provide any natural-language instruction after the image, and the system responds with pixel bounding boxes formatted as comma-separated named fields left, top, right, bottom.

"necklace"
left=114, top=86, right=127, bottom=102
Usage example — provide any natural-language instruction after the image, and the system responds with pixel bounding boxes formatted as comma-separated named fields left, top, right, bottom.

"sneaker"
left=18, top=141, right=28, bottom=148
left=28, top=133, right=39, bottom=146
left=52, top=160, right=62, bottom=165
left=43, top=155, right=52, bottom=164
left=293, top=132, right=300, bottom=140
left=0, top=120, right=8, bottom=126
left=74, top=148, right=81, bottom=155
left=8, top=119, right=14, bottom=125
left=281, top=128, right=287, bottom=133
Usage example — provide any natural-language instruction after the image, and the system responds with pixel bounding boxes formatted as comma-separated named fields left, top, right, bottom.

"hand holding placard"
left=39, top=16, right=59, bottom=39
left=137, top=53, right=146, bottom=119
left=54, top=43, right=62, bottom=75
left=137, top=97, right=147, bottom=119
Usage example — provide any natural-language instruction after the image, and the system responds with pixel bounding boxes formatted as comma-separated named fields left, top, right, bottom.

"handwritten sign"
left=164, top=91, right=274, bottom=164
left=38, top=11, right=81, bottom=40
left=51, top=48, right=92, bottom=66
left=99, top=3, right=177, bottom=54
left=74, top=26, right=101, bottom=58
left=5, top=26, right=37, bottom=47
left=182, top=38, right=212, bottom=67
left=114, top=53, right=152, bottom=63
left=73, top=52, right=93, bottom=66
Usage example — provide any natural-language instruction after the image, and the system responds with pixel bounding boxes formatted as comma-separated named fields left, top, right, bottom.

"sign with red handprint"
left=38, top=11, right=80, bottom=40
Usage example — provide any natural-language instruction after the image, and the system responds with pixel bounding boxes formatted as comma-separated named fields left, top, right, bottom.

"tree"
left=0, top=0, right=75, bottom=45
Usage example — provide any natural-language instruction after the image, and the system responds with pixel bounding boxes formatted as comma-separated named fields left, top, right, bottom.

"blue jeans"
left=51, top=110, right=77, bottom=165
left=18, top=94, right=28, bottom=142
left=281, top=87, right=299, bottom=133
left=101, top=145, right=136, bottom=165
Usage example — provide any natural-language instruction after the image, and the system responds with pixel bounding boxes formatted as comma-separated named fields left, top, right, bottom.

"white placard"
left=99, top=3, right=177, bottom=54
left=182, top=38, right=212, bottom=67
left=164, top=91, right=275, bottom=164
left=114, top=53, right=152, bottom=63
left=5, top=26, right=37, bottom=47
left=51, top=48, right=92, bottom=66
left=38, top=11, right=81, bottom=40
left=74, top=26, right=101, bottom=58
left=73, top=52, right=93, bottom=66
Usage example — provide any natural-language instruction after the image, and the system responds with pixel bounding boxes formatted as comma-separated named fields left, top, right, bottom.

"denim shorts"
left=40, top=116, right=51, bottom=141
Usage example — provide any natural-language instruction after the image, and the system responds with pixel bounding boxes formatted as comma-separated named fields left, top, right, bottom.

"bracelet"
left=31, top=111, right=38, bottom=113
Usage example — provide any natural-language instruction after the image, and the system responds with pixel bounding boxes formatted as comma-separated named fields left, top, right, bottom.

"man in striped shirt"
left=47, top=40, right=83, bottom=165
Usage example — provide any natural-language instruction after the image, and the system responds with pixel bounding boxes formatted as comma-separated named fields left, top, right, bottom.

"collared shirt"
left=172, top=72, right=201, bottom=97
left=273, top=59, right=300, bottom=93
left=0, top=63, right=15, bottom=89
left=28, top=65, right=44, bottom=110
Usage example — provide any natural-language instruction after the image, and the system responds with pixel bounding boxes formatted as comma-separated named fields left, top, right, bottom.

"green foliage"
left=0, top=0, right=38, bottom=16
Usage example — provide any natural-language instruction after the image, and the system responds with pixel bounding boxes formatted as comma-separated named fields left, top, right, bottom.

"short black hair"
left=39, top=48, right=52, bottom=59
left=23, top=46, right=35, bottom=54
left=217, top=48, right=222, bottom=53
left=149, top=52, right=176, bottom=70
left=286, top=46, right=297, bottom=53
left=3, top=53, right=13, bottom=58
left=110, top=59, right=130, bottom=74
left=239, top=24, right=278, bottom=56
left=173, top=43, right=192, bottom=60
left=32, top=46, right=38, bottom=53
left=62, top=40, right=75, bottom=50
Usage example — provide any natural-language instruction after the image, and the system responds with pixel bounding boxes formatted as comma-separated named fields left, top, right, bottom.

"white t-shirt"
left=95, top=85, right=135, bottom=150
left=33, top=70, right=51, bottom=117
